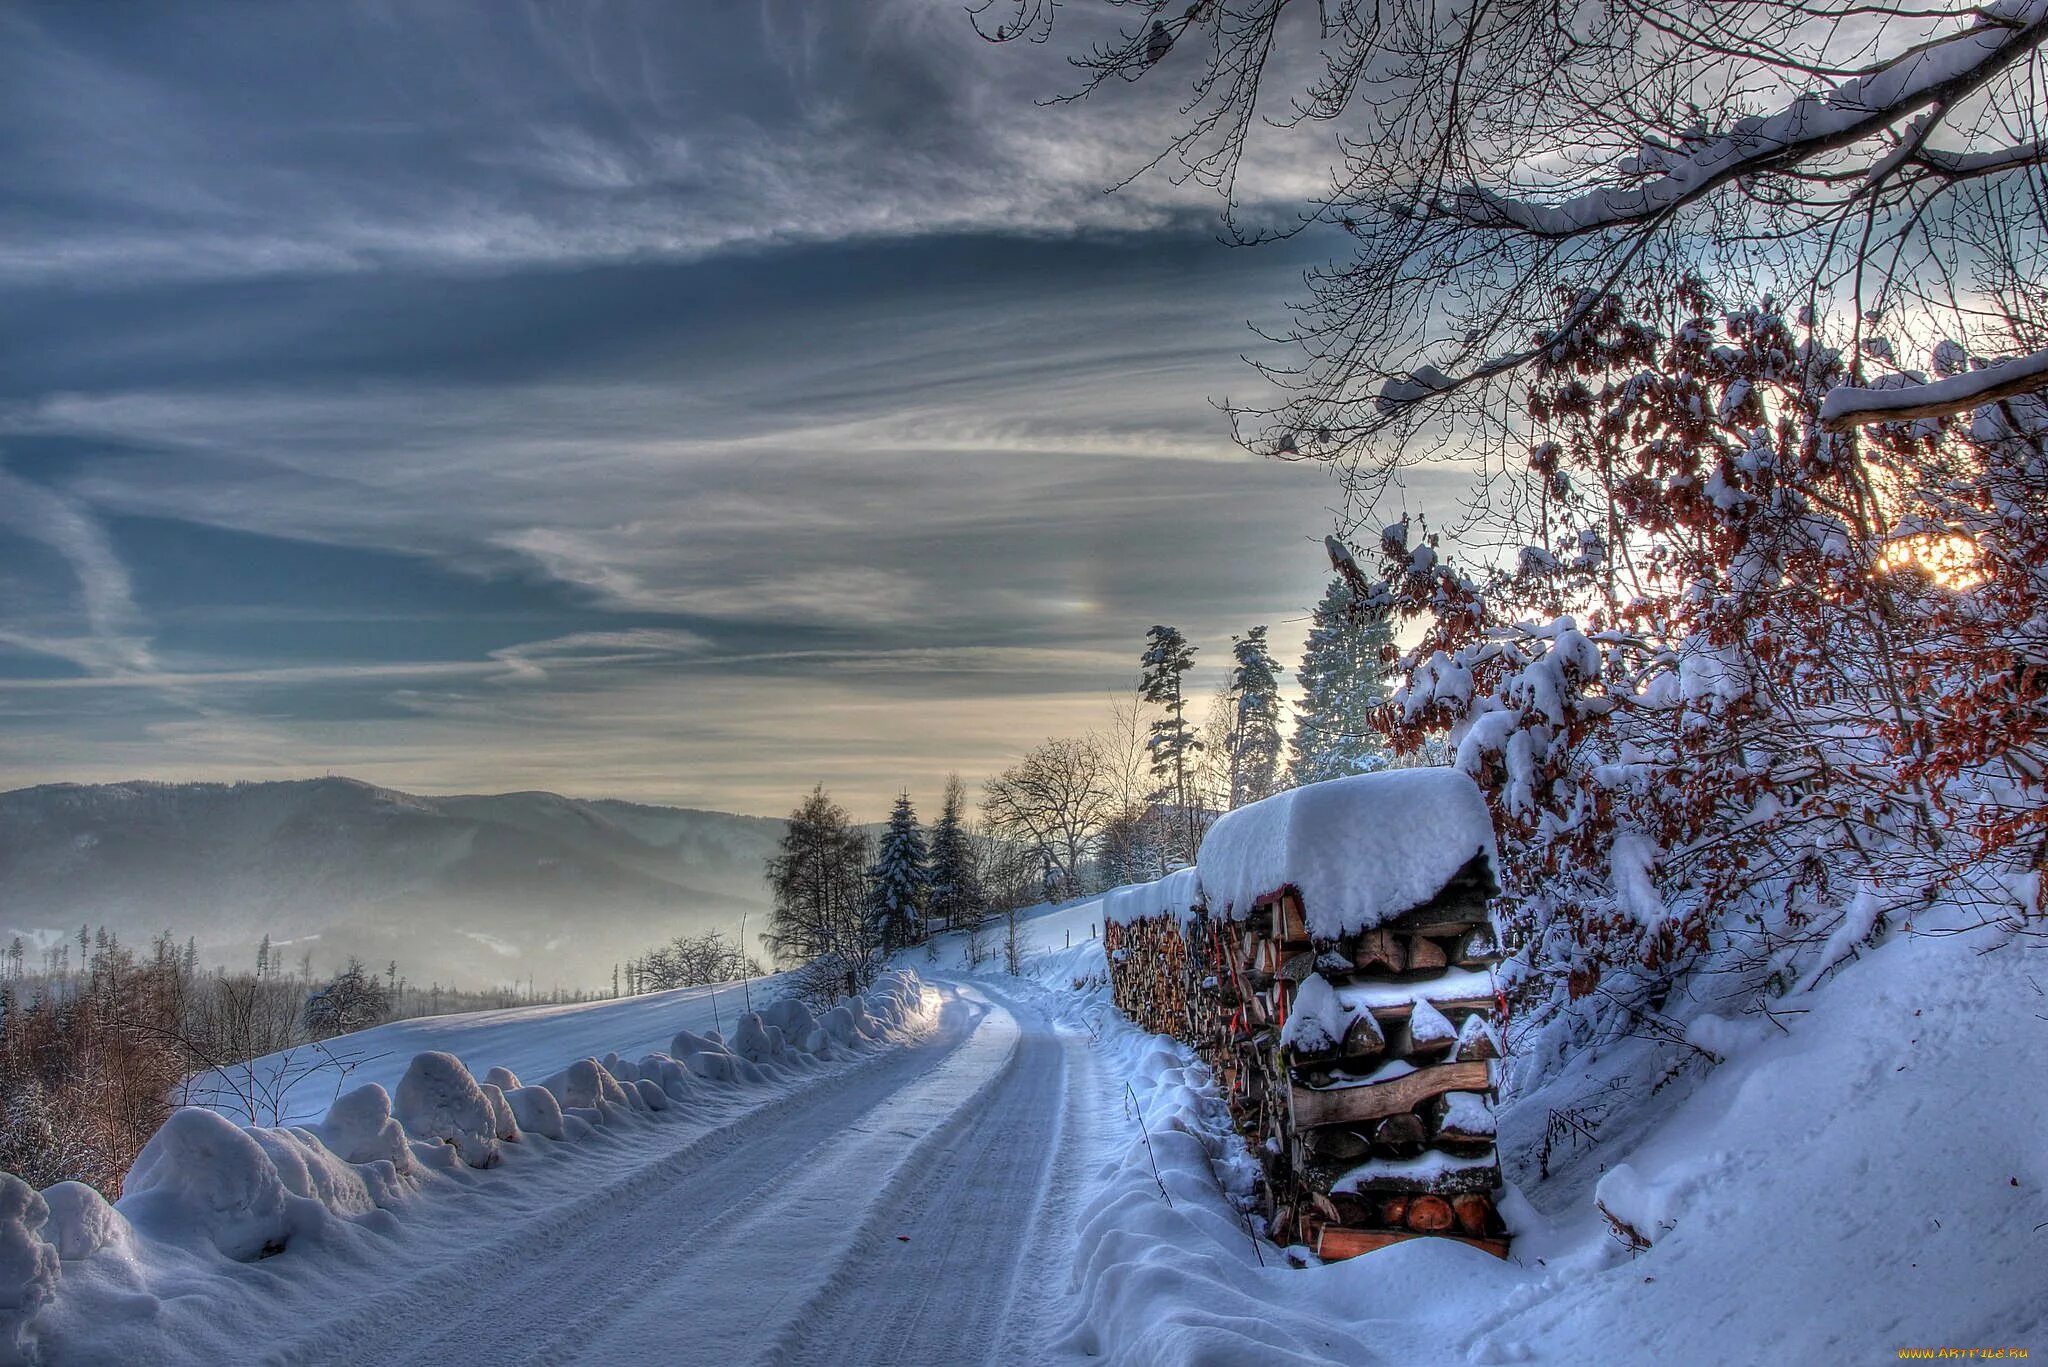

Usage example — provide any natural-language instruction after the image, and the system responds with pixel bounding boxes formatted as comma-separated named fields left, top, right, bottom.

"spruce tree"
left=1139, top=624, right=1202, bottom=861
left=926, top=774, right=983, bottom=935
left=865, top=791, right=930, bottom=955
left=1227, top=625, right=1284, bottom=809
left=1289, top=576, right=1396, bottom=787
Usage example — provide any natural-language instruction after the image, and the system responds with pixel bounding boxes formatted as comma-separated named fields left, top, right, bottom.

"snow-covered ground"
left=9, top=896, right=2043, bottom=1363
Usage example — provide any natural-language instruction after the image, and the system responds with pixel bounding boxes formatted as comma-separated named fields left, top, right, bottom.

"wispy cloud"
left=0, top=459, right=154, bottom=675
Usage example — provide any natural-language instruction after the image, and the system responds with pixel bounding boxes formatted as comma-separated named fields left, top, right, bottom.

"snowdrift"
left=0, top=969, right=930, bottom=1359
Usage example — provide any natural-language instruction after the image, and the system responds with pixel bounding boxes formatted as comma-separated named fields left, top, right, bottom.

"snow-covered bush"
left=392, top=1053, right=499, bottom=1168
left=1347, top=284, right=2048, bottom=1082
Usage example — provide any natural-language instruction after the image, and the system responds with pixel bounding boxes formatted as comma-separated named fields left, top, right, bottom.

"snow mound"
left=118, top=1107, right=293, bottom=1261
left=478, top=1083, right=520, bottom=1140
left=0, top=1173, right=59, bottom=1357
left=317, top=1084, right=414, bottom=1173
left=393, top=1053, right=500, bottom=1168
left=10, top=964, right=940, bottom=1357
left=505, top=1085, right=565, bottom=1141
left=731, top=1013, right=782, bottom=1064
left=39, top=1183, right=128, bottom=1263
left=1104, top=867, right=1205, bottom=927
left=759, top=997, right=816, bottom=1042
left=248, top=1127, right=379, bottom=1221
left=1197, top=770, right=1496, bottom=937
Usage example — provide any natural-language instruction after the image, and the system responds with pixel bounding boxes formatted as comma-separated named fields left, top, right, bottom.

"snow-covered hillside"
left=0, top=778, right=784, bottom=987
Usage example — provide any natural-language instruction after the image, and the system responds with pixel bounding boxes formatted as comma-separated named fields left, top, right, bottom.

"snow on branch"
left=1819, top=347, right=2048, bottom=430
left=1438, top=2, right=2048, bottom=240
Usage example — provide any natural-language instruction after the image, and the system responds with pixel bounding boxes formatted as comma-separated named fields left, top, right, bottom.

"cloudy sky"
left=0, top=0, right=1421, bottom=818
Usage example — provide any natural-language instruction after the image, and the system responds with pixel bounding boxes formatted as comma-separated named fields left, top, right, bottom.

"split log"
left=1452, top=1194, right=1495, bottom=1237
left=1279, top=950, right=1318, bottom=984
left=1398, top=999, right=1459, bottom=1060
left=1405, top=936, right=1449, bottom=972
left=1304, top=1126, right=1371, bottom=1163
left=1341, top=1009, right=1388, bottom=1061
left=1450, top=1014, right=1501, bottom=1063
left=1276, top=894, right=1309, bottom=944
left=1289, top=1059, right=1491, bottom=1129
left=1353, top=928, right=1406, bottom=975
left=1456, top=925, right=1505, bottom=968
left=1370, top=1112, right=1427, bottom=1159
left=1427, top=1091, right=1497, bottom=1156
left=1404, top=1195, right=1455, bottom=1232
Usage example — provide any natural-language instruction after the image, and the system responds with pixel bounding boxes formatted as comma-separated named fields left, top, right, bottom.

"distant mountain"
left=0, top=778, right=786, bottom=991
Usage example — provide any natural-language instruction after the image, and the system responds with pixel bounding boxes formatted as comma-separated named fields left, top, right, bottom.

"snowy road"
left=65, top=977, right=1113, bottom=1366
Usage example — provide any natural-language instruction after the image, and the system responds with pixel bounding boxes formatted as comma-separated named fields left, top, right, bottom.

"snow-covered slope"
left=0, top=778, right=783, bottom=987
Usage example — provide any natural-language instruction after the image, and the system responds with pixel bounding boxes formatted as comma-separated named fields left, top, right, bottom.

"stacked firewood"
left=1108, top=854, right=1509, bottom=1263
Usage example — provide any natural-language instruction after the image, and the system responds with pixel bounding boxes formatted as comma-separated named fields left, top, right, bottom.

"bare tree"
left=981, top=735, right=1115, bottom=897
left=980, top=0, right=2048, bottom=486
left=1092, top=688, right=1175, bottom=887
left=635, top=931, right=763, bottom=991
left=764, top=786, right=873, bottom=1000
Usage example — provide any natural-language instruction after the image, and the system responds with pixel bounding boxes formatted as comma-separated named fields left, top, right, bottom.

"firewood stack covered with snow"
left=1103, top=770, right=1509, bottom=1262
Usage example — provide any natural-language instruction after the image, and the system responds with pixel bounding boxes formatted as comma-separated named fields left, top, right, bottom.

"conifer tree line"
left=761, top=584, right=1404, bottom=998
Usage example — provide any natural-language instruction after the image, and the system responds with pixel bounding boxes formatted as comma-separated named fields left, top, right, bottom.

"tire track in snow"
left=765, top=982, right=1075, bottom=1367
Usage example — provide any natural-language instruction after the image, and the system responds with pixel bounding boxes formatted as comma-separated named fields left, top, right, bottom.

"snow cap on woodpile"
left=1104, top=866, right=1205, bottom=926
left=1196, top=769, right=1497, bottom=939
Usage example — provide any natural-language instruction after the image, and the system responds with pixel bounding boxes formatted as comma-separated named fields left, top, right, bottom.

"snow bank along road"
left=38, top=976, right=1116, bottom=1366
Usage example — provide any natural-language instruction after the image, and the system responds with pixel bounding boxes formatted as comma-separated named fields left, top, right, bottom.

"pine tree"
left=1139, top=624, right=1202, bottom=862
left=1289, top=576, right=1396, bottom=787
left=256, top=933, right=271, bottom=980
left=865, top=791, right=930, bottom=955
left=1226, top=625, right=1285, bottom=809
left=926, top=774, right=984, bottom=935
